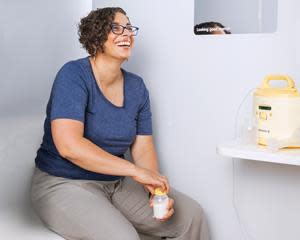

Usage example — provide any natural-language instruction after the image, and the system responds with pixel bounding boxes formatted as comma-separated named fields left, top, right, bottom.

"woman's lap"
left=112, top=176, right=207, bottom=238
left=31, top=168, right=209, bottom=240
left=30, top=168, right=140, bottom=240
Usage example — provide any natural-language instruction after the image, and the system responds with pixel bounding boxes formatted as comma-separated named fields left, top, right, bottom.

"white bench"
left=0, top=114, right=157, bottom=240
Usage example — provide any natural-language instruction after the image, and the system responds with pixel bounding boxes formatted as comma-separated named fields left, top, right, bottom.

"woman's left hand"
left=149, top=196, right=175, bottom=221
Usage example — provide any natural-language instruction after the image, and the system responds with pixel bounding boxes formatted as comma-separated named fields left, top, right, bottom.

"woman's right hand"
left=132, top=166, right=169, bottom=193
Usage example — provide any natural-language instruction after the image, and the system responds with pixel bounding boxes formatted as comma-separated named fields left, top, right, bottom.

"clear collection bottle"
left=153, top=188, right=169, bottom=219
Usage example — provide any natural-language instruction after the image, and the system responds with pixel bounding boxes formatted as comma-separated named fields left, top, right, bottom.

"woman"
left=31, top=7, right=210, bottom=240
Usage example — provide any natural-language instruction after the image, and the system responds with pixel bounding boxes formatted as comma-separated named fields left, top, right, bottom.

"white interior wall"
left=93, top=1, right=298, bottom=240
left=0, top=0, right=92, bottom=118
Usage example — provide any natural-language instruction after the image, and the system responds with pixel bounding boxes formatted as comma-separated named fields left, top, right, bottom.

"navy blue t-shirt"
left=35, top=56, right=152, bottom=181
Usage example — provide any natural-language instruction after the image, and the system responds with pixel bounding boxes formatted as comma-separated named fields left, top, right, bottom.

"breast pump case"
left=253, top=75, right=300, bottom=148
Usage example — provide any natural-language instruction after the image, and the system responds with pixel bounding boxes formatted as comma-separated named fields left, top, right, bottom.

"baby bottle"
left=153, top=188, right=169, bottom=219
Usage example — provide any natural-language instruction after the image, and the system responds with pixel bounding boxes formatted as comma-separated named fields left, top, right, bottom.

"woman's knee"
left=186, top=197, right=208, bottom=226
left=170, top=190, right=208, bottom=227
left=104, top=223, right=140, bottom=240
left=190, top=201, right=206, bottom=225
left=178, top=198, right=210, bottom=239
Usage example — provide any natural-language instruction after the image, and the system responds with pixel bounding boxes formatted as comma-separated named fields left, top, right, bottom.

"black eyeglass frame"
left=110, top=23, right=139, bottom=36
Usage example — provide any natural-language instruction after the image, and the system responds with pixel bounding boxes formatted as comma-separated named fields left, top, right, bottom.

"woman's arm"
left=52, top=119, right=136, bottom=176
left=130, top=135, right=169, bottom=193
left=52, top=119, right=166, bottom=189
left=130, top=135, right=159, bottom=173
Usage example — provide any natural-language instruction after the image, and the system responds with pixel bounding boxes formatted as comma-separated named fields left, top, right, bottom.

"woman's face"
left=103, top=12, right=135, bottom=61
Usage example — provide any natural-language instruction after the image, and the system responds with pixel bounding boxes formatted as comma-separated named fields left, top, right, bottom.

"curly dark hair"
left=78, top=7, right=127, bottom=56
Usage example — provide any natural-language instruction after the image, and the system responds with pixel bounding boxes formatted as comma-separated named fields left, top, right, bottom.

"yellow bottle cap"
left=154, top=188, right=167, bottom=196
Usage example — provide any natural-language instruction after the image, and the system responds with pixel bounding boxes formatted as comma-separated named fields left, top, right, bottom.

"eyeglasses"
left=110, top=23, right=139, bottom=36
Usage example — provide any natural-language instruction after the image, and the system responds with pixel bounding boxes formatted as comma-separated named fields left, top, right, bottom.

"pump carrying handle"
left=261, top=75, right=295, bottom=90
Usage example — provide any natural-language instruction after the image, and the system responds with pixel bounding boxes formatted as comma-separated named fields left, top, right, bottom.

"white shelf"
left=217, top=141, right=300, bottom=166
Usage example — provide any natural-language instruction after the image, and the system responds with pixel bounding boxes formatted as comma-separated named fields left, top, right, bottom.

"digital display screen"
left=259, top=106, right=271, bottom=111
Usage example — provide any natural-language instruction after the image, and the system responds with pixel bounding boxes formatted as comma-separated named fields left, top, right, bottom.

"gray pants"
left=30, top=167, right=210, bottom=240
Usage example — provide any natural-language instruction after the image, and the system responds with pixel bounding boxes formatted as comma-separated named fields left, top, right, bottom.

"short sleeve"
left=50, top=62, right=88, bottom=123
left=136, top=81, right=153, bottom=135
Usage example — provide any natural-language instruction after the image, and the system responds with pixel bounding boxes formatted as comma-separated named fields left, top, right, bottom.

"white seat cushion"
left=1, top=210, right=64, bottom=240
left=0, top=114, right=62, bottom=239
